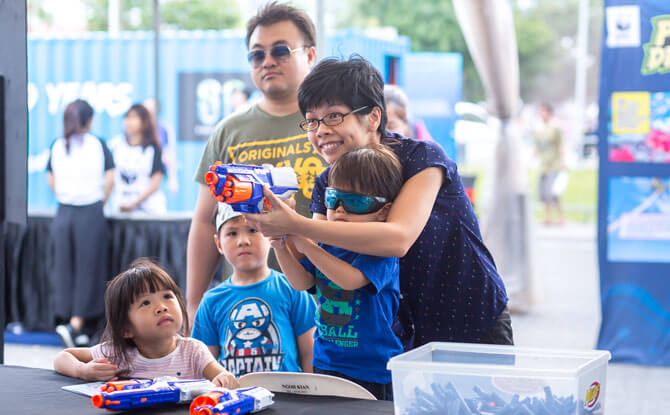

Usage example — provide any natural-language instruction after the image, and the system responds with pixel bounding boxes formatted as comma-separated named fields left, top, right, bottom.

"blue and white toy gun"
left=91, top=377, right=274, bottom=413
left=189, top=387, right=275, bottom=415
left=205, top=162, right=298, bottom=213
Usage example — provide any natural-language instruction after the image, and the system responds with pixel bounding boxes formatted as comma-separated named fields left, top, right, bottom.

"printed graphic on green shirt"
left=314, top=270, right=360, bottom=349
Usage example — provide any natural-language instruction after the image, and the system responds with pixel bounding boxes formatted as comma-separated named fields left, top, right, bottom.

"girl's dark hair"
left=100, top=258, right=188, bottom=374
left=246, top=2, right=316, bottom=48
left=329, top=145, right=403, bottom=202
left=63, top=99, right=94, bottom=153
left=125, top=104, right=160, bottom=148
left=298, top=56, right=387, bottom=135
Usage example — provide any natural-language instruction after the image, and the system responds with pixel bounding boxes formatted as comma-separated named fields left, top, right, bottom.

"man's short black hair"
left=298, top=55, right=387, bottom=135
left=246, top=2, right=316, bottom=49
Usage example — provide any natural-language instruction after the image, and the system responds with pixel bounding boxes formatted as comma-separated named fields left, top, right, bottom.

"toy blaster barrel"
left=91, top=378, right=217, bottom=411
left=204, top=163, right=298, bottom=213
left=100, top=379, right=154, bottom=392
left=190, top=387, right=275, bottom=415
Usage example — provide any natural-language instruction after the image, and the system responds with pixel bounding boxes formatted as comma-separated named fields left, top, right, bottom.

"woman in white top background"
left=108, top=104, right=167, bottom=214
left=47, top=99, right=114, bottom=348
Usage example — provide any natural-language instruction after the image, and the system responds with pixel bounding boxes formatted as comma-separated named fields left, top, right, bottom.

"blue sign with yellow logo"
left=598, top=0, right=670, bottom=365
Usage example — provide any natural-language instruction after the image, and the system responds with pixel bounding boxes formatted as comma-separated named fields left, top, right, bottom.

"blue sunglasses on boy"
left=324, top=187, right=388, bottom=214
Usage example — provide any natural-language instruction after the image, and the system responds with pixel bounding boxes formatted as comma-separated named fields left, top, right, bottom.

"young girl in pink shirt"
left=54, top=258, right=238, bottom=388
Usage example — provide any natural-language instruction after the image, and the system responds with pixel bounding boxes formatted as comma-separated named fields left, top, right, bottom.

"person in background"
left=384, top=84, right=433, bottom=141
left=534, top=103, right=565, bottom=226
left=231, top=87, right=252, bottom=113
left=108, top=104, right=167, bottom=214
left=47, top=99, right=114, bottom=348
left=186, top=2, right=321, bottom=330
left=143, top=98, right=179, bottom=194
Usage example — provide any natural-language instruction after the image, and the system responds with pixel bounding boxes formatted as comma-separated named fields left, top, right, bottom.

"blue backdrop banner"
left=597, top=0, right=670, bottom=365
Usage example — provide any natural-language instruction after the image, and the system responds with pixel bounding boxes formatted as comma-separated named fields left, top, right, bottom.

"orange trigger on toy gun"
left=263, top=199, right=272, bottom=211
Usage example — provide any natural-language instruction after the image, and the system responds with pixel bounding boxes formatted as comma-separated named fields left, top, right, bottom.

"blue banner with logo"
left=597, top=0, right=670, bottom=365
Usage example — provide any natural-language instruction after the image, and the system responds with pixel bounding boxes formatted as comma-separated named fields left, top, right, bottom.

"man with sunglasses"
left=187, top=2, right=324, bottom=329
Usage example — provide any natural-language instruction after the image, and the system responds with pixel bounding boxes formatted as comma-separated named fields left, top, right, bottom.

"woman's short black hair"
left=298, top=55, right=387, bottom=135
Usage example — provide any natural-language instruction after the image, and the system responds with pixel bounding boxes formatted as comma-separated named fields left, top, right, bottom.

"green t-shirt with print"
left=194, top=104, right=327, bottom=218
left=535, top=122, right=563, bottom=174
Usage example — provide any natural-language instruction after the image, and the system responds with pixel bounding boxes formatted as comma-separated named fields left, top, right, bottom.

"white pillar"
left=108, top=0, right=120, bottom=35
left=315, top=0, right=325, bottom=61
left=575, top=0, right=590, bottom=151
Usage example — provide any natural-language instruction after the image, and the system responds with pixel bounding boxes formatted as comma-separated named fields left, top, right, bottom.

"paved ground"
left=4, top=222, right=670, bottom=413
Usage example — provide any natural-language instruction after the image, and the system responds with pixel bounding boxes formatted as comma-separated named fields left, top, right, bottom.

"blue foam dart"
left=407, top=382, right=590, bottom=415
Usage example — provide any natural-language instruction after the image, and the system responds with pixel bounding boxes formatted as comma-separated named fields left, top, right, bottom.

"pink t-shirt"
left=91, top=336, right=215, bottom=379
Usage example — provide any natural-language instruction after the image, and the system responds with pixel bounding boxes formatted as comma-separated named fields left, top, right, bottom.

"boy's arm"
left=186, top=184, right=221, bottom=332
left=296, top=327, right=315, bottom=373
left=53, top=347, right=118, bottom=381
left=293, top=237, right=370, bottom=291
left=271, top=239, right=315, bottom=291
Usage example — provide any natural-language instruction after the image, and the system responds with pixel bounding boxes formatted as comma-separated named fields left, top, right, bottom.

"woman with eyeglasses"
left=244, top=56, right=513, bottom=352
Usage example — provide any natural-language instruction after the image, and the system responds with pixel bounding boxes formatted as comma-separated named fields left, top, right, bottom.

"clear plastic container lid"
left=388, top=342, right=611, bottom=378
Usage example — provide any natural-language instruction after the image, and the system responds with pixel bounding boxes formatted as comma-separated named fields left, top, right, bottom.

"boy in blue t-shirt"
left=192, top=203, right=316, bottom=377
left=272, top=146, right=404, bottom=400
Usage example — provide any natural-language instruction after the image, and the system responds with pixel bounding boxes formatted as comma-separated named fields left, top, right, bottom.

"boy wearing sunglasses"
left=271, top=146, right=404, bottom=401
left=187, top=3, right=324, bottom=330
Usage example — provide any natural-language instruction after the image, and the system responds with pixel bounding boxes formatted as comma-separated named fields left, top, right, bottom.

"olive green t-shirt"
left=194, top=104, right=327, bottom=218
left=535, top=121, right=563, bottom=174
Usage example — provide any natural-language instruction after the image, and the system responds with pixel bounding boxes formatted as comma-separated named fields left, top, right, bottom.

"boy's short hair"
left=246, top=2, right=316, bottom=48
left=298, top=56, right=387, bottom=135
left=328, top=145, right=403, bottom=201
left=211, top=203, right=243, bottom=234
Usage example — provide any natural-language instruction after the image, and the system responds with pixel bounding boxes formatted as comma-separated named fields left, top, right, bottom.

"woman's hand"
left=120, top=202, right=138, bottom=212
left=243, top=187, right=303, bottom=238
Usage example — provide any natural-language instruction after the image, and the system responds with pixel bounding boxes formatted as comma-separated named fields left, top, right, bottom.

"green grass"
left=460, top=167, right=598, bottom=223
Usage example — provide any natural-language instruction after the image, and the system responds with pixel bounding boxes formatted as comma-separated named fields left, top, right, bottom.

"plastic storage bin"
left=387, top=342, right=611, bottom=415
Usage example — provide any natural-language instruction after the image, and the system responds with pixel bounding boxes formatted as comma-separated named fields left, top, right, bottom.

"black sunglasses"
left=247, top=45, right=306, bottom=68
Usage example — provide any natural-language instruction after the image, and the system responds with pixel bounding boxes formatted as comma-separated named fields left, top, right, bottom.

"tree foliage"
left=339, top=0, right=603, bottom=103
left=339, top=0, right=483, bottom=100
left=83, top=0, right=242, bottom=31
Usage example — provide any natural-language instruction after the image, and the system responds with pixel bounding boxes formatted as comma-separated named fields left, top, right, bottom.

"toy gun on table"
left=189, top=387, right=275, bottom=415
left=91, top=376, right=274, bottom=412
left=205, top=162, right=298, bottom=213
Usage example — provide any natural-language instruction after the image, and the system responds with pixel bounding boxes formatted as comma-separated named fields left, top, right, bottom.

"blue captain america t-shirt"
left=192, top=270, right=316, bottom=376
left=300, top=245, right=403, bottom=384
left=310, top=133, right=509, bottom=348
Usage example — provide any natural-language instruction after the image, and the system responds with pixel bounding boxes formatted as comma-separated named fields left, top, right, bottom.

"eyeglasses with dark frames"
left=247, top=45, right=306, bottom=68
left=299, top=106, right=370, bottom=132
